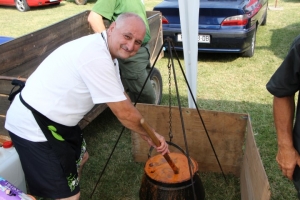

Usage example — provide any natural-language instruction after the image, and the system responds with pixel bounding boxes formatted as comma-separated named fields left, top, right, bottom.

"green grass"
left=2, top=0, right=300, bottom=199
left=0, top=0, right=159, bottom=37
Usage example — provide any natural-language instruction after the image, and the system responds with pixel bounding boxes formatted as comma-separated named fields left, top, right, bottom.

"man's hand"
left=276, top=145, right=300, bottom=180
left=141, top=132, right=170, bottom=155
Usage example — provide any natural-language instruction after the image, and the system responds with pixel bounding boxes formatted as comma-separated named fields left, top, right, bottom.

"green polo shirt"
left=92, top=0, right=151, bottom=44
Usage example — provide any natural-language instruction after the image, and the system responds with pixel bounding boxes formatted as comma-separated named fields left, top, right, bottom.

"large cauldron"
left=139, top=152, right=205, bottom=200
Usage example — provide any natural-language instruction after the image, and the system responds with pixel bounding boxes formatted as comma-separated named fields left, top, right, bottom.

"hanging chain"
left=168, top=62, right=173, bottom=142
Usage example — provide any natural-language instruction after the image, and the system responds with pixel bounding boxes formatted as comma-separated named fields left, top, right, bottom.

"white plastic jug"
left=0, top=141, right=27, bottom=193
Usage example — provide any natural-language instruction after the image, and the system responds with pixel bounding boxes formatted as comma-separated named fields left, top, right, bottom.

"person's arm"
left=106, top=93, right=169, bottom=155
left=273, top=95, right=300, bottom=179
left=88, top=11, right=107, bottom=33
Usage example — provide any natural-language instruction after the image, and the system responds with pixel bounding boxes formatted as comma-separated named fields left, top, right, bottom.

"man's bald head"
left=107, top=13, right=147, bottom=59
left=115, top=12, right=146, bottom=31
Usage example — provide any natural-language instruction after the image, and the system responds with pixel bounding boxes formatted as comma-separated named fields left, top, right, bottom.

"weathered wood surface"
left=0, top=95, right=10, bottom=136
left=0, top=10, right=163, bottom=137
left=0, top=11, right=91, bottom=95
left=132, top=103, right=271, bottom=200
left=131, top=103, right=248, bottom=176
left=240, top=117, right=271, bottom=200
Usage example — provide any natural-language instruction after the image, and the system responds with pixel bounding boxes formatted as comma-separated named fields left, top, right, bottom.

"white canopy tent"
left=178, top=0, right=199, bottom=108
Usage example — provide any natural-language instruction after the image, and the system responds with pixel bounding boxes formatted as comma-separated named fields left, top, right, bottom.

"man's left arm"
left=273, top=95, right=300, bottom=180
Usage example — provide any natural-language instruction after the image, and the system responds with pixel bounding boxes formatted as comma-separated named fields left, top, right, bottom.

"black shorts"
left=9, top=132, right=82, bottom=199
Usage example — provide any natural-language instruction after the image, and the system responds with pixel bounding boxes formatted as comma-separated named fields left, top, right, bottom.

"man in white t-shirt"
left=5, top=13, right=169, bottom=200
left=88, top=0, right=157, bottom=104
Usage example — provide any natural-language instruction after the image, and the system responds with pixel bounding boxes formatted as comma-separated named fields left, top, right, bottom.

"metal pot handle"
left=147, top=141, right=186, bottom=158
left=147, top=141, right=196, bottom=169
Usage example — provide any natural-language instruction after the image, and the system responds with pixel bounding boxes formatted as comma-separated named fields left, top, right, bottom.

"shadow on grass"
left=256, top=21, right=300, bottom=60
left=65, top=0, right=97, bottom=3
left=163, top=50, right=240, bottom=63
left=269, top=22, right=300, bottom=59
left=278, top=0, right=300, bottom=3
left=0, top=5, right=18, bottom=11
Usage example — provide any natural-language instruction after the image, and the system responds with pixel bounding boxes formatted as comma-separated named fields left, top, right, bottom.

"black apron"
left=19, top=93, right=83, bottom=191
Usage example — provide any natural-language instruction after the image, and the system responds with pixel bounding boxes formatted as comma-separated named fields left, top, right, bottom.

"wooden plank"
left=0, top=95, right=10, bottom=137
left=0, top=11, right=91, bottom=94
left=0, top=11, right=91, bottom=76
left=78, top=104, right=107, bottom=130
left=131, top=104, right=248, bottom=176
left=240, top=117, right=271, bottom=199
left=0, top=77, right=27, bottom=97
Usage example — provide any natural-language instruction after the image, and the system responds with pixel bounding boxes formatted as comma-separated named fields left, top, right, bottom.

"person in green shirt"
left=88, top=0, right=156, bottom=104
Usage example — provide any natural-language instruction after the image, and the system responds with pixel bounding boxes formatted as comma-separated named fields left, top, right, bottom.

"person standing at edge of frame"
left=267, top=34, right=300, bottom=199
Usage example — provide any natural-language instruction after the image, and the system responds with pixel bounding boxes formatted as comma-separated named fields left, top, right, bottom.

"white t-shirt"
left=5, top=32, right=126, bottom=142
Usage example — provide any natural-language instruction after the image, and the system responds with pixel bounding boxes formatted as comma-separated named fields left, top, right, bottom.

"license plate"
left=177, top=34, right=210, bottom=43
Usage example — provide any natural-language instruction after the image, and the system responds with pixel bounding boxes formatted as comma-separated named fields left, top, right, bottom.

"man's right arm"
left=88, top=11, right=107, bottom=33
left=273, top=95, right=300, bottom=180
left=106, top=93, right=169, bottom=155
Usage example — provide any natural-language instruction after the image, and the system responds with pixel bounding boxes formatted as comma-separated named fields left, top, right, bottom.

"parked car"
left=0, top=0, right=61, bottom=12
left=153, top=0, right=268, bottom=57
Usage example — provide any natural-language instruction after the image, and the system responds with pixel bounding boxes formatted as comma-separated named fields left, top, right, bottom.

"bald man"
left=88, top=0, right=157, bottom=104
left=5, top=13, right=169, bottom=200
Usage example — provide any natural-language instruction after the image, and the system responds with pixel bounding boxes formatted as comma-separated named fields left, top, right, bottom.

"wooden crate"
left=131, top=103, right=271, bottom=200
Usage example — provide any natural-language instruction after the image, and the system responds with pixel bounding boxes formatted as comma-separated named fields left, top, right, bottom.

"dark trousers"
left=294, top=165, right=300, bottom=199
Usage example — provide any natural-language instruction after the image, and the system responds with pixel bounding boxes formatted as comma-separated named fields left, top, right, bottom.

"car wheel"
left=74, top=0, right=87, bottom=5
left=150, top=67, right=163, bottom=105
left=241, top=28, right=256, bottom=58
left=15, top=0, right=30, bottom=11
left=261, top=10, right=267, bottom=26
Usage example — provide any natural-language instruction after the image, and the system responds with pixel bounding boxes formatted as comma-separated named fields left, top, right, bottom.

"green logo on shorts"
left=48, top=125, right=65, bottom=141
